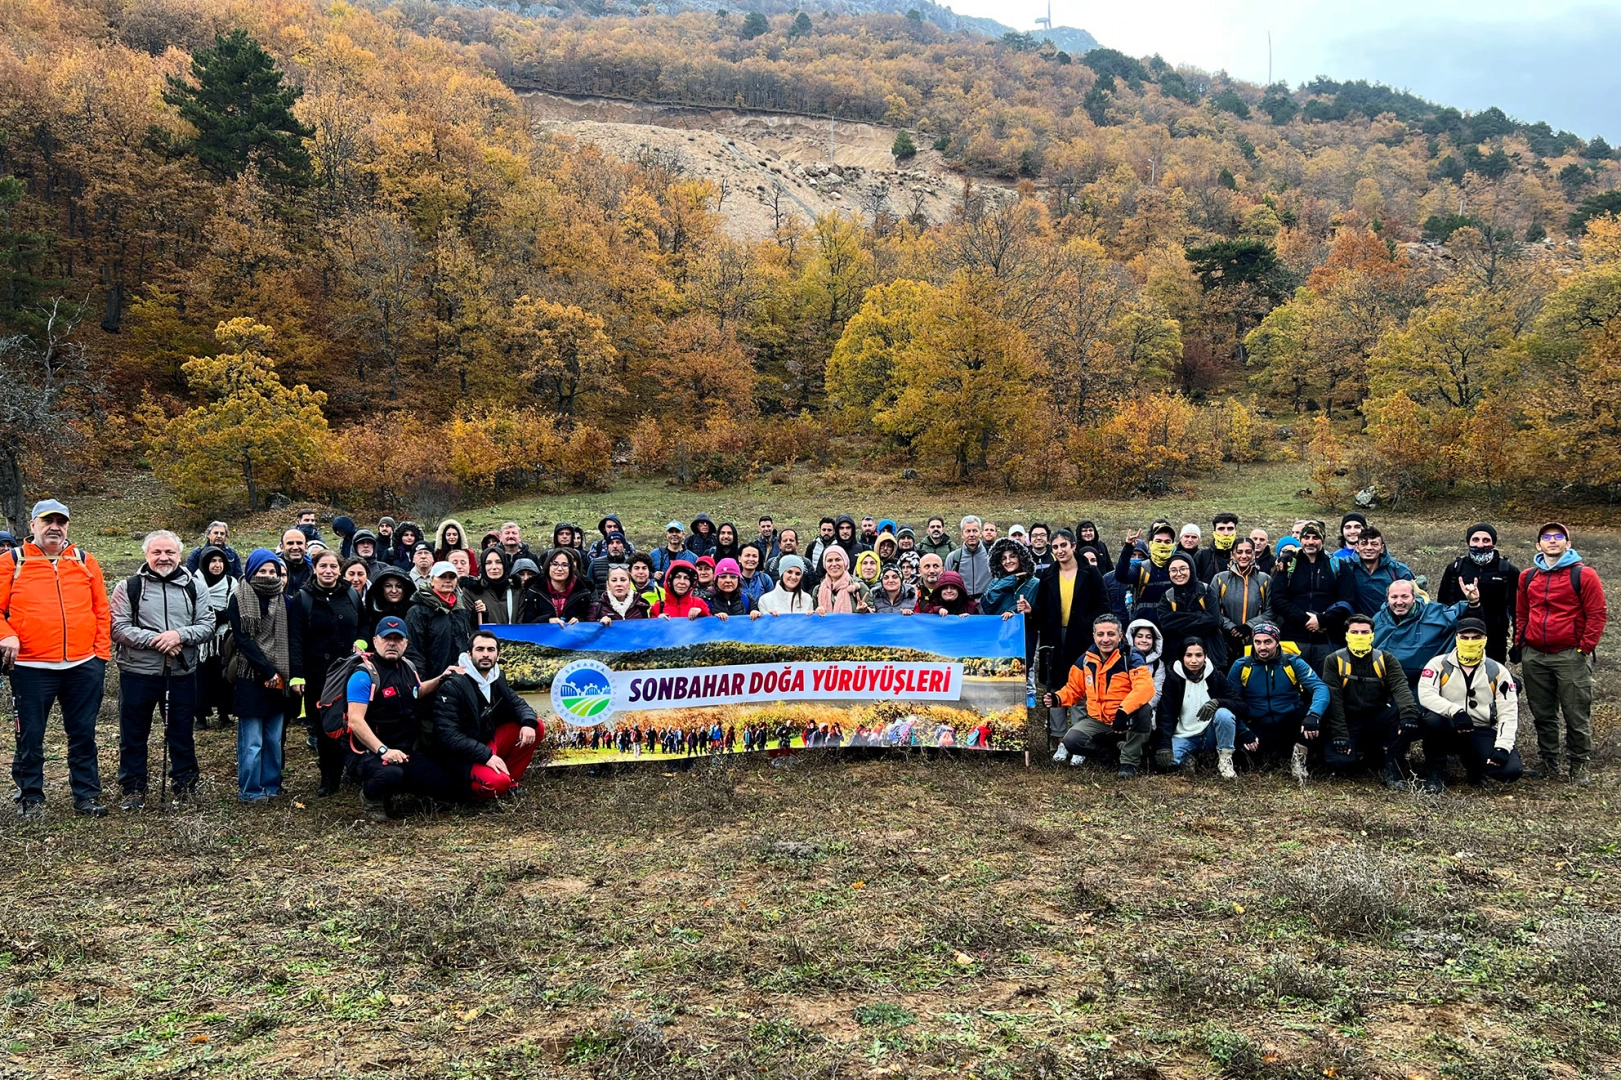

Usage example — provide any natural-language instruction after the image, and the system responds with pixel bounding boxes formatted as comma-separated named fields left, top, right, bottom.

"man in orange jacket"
left=1, top=500, right=113, bottom=818
left=1045, top=613, right=1157, bottom=777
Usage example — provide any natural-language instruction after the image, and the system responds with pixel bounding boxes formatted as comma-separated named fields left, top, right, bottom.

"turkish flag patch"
left=1421, top=669, right=1434, bottom=678
left=382, top=686, right=398, bottom=698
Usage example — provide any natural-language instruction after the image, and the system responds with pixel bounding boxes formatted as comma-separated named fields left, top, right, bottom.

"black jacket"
left=1271, top=552, right=1353, bottom=645
left=405, top=590, right=476, bottom=678
left=520, top=580, right=594, bottom=623
left=1034, top=561, right=1112, bottom=684
left=288, top=582, right=362, bottom=684
left=1155, top=665, right=1247, bottom=751
left=1437, top=552, right=1519, bottom=635
left=432, top=669, right=538, bottom=766
left=1194, top=545, right=1232, bottom=584
left=1156, top=580, right=1227, bottom=670
left=1322, top=647, right=1419, bottom=741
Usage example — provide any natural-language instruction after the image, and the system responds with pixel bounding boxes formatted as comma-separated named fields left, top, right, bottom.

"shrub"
left=1541, top=915, right=1621, bottom=1002
left=1274, top=847, right=1425, bottom=937
left=1067, top=393, right=1224, bottom=496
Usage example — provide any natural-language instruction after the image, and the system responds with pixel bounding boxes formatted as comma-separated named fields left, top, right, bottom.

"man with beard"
left=341, top=617, right=459, bottom=821
left=431, top=630, right=543, bottom=800
left=1437, top=523, right=1519, bottom=663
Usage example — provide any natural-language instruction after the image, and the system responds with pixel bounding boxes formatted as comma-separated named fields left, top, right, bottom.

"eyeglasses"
left=1540, top=532, right=1567, bottom=542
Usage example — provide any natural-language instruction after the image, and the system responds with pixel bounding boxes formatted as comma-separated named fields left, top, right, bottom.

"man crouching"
left=342, top=616, right=460, bottom=821
left=432, top=629, right=544, bottom=800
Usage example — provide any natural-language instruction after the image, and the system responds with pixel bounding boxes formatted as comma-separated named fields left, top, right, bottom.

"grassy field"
left=5, top=464, right=1620, bottom=1079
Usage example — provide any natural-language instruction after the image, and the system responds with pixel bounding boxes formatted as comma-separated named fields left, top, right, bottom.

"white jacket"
left=756, top=588, right=816, bottom=615
left=1415, top=650, right=1519, bottom=751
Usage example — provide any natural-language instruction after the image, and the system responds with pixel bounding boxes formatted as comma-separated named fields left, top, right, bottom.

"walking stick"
left=159, top=657, right=171, bottom=810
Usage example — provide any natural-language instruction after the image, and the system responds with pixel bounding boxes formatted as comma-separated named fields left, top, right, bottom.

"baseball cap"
left=430, top=560, right=458, bottom=578
left=1456, top=617, right=1489, bottom=636
left=666, top=520, right=684, bottom=532
left=30, top=499, right=69, bottom=520
left=375, top=616, right=409, bottom=639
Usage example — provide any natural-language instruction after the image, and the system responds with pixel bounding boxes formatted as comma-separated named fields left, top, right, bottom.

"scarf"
left=817, top=572, right=859, bottom=614
left=238, top=576, right=290, bottom=681
left=606, top=590, right=637, bottom=618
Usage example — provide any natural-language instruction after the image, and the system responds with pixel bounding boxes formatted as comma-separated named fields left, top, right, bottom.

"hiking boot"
left=316, top=780, right=340, bottom=798
left=172, top=783, right=198, bottom=806
left=119, top=792, right=145, bottom=813
left=1525, top=758, right=1562, bottom=781
left=1290, top=743, right=1310, bottom=782
left=1569, top=763, right=1593, bottom=787
left=1422, top=769, right=1446, bottom=795
left=1180, top=756, right=1198, bottom=778
left=361, top=795, right=390, bottom=823
left=1117, top=764, right=1139, bottom=779
left=1217, top=749, right=1237, bottom=780
left=1380, top=755, right=1408, bottom=792
left=305, top=733, right=319, bottom=753
left=74, top=796, right=109, bottom=818
left=1052, top=745, right=1070, bottom=763
left=1068, top=753, right=1086, bottom=767
left=15, top=800, right=44, bottom=821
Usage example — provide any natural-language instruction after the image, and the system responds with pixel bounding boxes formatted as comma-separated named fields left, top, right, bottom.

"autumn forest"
left=3, top=0, right=1621, bottom=523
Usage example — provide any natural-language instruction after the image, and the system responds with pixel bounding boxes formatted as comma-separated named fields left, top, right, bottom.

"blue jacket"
left=1343, top=553, right=1416, bottom=617
left=186, top=544, right=242, bottom=579
left=1373, top=598, right=1472, bottom=679
left=1226, top=653, right=1330, bottom=727
left=980, top=573, right=1040, bottom=616
left=1116, top=544, right=1174, bottom=619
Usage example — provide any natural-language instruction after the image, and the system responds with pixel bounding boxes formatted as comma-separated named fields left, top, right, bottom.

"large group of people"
left=0, top=500, right=1607, bottom=821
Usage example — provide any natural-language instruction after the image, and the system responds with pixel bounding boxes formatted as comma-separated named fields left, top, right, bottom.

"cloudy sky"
left=948, top=0, right=1621, bottom=139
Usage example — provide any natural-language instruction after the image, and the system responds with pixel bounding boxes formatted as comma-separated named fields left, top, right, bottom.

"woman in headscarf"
left=290, top=548, right=364, bottom=796
left=1156, top=551, right=1226, bottom=670
left=815, top=546, right=869, bottom=614
left=463, top=546, right=519, bottom=624
left=853, top=550, right=883, bottom=591
left=1075, top=521, right=1114, bottom=573
left=521, top=549, right=594, bottom=625
left=194, top=545, right=236, bottom=729
left=898, top=551, right=921, bottom=587
left=756, top=555, right=815, bottom=615
left=916, top=570, right=978, bottom=616
left=227, top=549, right=294, bottom=803
left=364, top=565, right=414, bottom=631
left=589, top=565, right=651, bottom=623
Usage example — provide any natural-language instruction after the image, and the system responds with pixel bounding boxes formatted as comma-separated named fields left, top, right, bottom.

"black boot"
left=1422, top=767, right=1446, bottom=795
left=1380, top=754, right=1407, bottom=791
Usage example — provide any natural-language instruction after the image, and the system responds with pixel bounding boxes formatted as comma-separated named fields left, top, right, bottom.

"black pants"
left=1420, top=710, right=1523, bottom=783
left=117, top=670, right=199, bottom=795
left=11, top=659, right=106, bottom=805
left=302, top=685, right=347, bottom=787
left=1246, top=710, right=1309, bottom=766
left=196, top=655, right=233, bottom=723
left=347, top=747, right=459, bottom=802
left=1324, top=702, right=1404, bottom=770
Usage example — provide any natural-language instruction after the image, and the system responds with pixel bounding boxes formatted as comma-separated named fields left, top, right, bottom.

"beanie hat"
left=776, top=555, right=807, bottom=575
left=714, top=558, right=741, bottom=577
left=1340, top=512, right=1368, bottom=530
left=1466, top=522, right=1498, bottom=545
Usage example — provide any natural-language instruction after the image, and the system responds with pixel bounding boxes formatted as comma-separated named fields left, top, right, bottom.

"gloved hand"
left=1451, top=709, right=1472, bottom=734
left=1509, top=645, right=1523, bottom=664
left=1484, top=750, right=1507, bottom=769
left=1113, top=708, right=1130, bottom=729
left=1155, top=748, right=1174, bottom=769
left=289, top=677, right=307, bottom=692
left=1400, top=712, right=1421, bottom=736
left=1331, top=737, right=1351, bottom=758
left=1301, top=712, right=1321, bottom=733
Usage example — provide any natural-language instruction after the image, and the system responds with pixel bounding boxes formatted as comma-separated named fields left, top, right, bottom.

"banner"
left=551, top=658, right=963, bottom=726
left=491, top=611, right=1025, bottom=658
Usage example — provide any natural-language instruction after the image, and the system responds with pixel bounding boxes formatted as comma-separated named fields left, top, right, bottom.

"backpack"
left=124, top=572, right=206, bottom=633
left=3, top=546, right=87, bottom=618
left=1432, top=656, right=1508, bottom=723
left=1238, top=654, right=1301, bottom=688
left=1520, top=564, right=1585, bottom=604
left=1330, top=649, right=1387, bottom=685
left=316, top=652, right=386, bottom=739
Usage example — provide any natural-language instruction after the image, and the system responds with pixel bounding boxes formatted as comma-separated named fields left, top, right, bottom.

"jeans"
left=11, top=659, right=106, bottom=805
left=117, top=670, right=198, bottom=795
left=1171, top=708, right=1237, bottom=763
left=1520, top=647, right=1593, bottom=766
left=237, top=713, right=285, bottom=802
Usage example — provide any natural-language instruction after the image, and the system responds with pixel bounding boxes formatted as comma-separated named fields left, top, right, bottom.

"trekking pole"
left=159, top=657, right=171, bottom=810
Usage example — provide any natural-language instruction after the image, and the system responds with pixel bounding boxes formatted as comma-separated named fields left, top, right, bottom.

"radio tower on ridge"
left=1035, top=0, right=1052, bottom=32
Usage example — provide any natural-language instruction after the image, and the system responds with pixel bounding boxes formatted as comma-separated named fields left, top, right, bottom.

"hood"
left=395, top=521, right=424, bottom=548
left=1126, top=617, right=1163, bottom=663
left=662, top=559, right=698, bottom=592
left=989, top=537, right=1033, bottom=579
left=936, top=570, right=967, bottom=591
left=597, top=515, right=622, bottom=536
left=244, top=548, right=283, bottom=579
left=195, top=545, right=230, bottom=586
left=1174, top=659, right=1208, bottom=684
left=371, top=565, right=412, bottom=589
left=1534, top=547, right=1583, bottom=572
left=332, top=515, right=356, bottom=538
left=877, top=519, right=897, bottom=536
left=552, top=521, right=577, bottom=546
left=853, top=550, right=882, bottom=583
left=690, top=513, right=715, bottom=534
left=874, top=531, right=899, bottom=557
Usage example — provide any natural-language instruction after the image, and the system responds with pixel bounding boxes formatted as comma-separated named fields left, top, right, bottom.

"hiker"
left=1321, top=613, right=1421, bottom=789
left=1046, top=614, right=1157, bottom=778
left=1154, top=638, right=1246, bottom=778
left=1227, top=622, right=1328, bottom=780
left=430, top=630, right=543, bottom=800
left=109, top=530, right=215, bottom=811
left=1415, top=619, right=1523, bottom=793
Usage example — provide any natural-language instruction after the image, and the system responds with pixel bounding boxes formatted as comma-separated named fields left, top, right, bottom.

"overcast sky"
left=948, top=0, right=1621, bottom=139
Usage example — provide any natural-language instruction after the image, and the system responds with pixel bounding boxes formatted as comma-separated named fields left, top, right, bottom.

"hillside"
left=2, top=0, right=1621, bottom=525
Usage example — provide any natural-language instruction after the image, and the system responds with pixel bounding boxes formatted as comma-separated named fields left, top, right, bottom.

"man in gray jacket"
left=944, top=515, right=993, bottom=599
left=110, top=530, right=216, bottom=810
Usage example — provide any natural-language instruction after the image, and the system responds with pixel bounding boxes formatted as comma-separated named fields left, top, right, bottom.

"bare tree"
left=0, top=299, right=99, bottom=532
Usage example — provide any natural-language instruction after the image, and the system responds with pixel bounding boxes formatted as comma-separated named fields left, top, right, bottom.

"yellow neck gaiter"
left=1345, top=631, right=1375, bottom=658
left=1148, top=540, right=1175, bottom=566
left=1214, top=533, right=1236, bottom=551
left=1455, top=638, right=1486, bottom=666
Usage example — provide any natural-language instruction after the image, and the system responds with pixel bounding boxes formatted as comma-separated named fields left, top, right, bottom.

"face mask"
left=1214, top=533, right=1236, bottom=551
left=1455, top=637, right=1486, bottom=666
left=1344, top=631, right=1375, bottom=658
left=1469, top=548, right=1494, bottom=566
left=1148, top=540, right=1175, bottom=565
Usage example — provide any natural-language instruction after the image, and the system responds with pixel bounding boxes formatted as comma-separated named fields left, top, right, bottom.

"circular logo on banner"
left=551, top=659, right=616, bottom=727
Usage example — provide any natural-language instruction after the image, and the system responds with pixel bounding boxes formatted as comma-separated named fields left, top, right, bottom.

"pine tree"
left=162, top=30, right=314, bottom=187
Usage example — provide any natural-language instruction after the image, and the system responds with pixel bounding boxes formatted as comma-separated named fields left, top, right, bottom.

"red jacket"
left=1516, top=561, right=1607, bottom=654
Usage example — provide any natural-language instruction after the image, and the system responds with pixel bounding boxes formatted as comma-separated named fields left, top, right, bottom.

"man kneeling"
left=1045, top=614, right=1156, bottom=778
left=1414, top=618, right=1523, bottom=794
left=432, top=630, right=544, bottom=799
left=342, top=616, right=460, bottom=821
